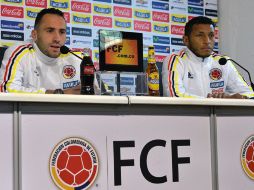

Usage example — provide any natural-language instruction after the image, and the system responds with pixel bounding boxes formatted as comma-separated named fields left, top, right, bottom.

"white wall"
left=218, top=0, right=254, bottom=82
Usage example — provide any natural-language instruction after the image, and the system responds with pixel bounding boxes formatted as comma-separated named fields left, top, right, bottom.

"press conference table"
left=0, top=93, right=254, bottom=190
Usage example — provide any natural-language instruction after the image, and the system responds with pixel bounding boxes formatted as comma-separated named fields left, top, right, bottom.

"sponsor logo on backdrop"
left=134, top=20, right=151, bottom=32
left=1, top=31, right=24, bottom=41
left=93, top=39, right=99, bottom=47
left=25, top=0, right=47, bottom=8
left=210, top=81, right=224, bottom=88
left=155, top=55, right=166, bottom=62
left=205, top=1, right=217, bottom=9
left=171, top=0, right=186, bottom=5
left=152, top=1, right=169, bottom=11
left=114, top=6, right=132, bottom=18
left=72, top=13, right=91, bottom=25
left=241, top=135, right=254, bottom=180
left=1, top=5, right=24, bottom=18
left=65, top=36, right=70, bottom=45
left=72, top=27, right=92, bottom=36
left=171, top=46, right=182, bottom=53
left=209, top=68, right=222, bottom=80
left=152, top=11, right=169, bottom=22
left=154, top=45, right=170, bottom=53
left=71, top=1, right=91, bottom=13
left=153, top=22, right=169, bottom=34
left=3, top=0, right=22, bottom=3
left=188, top=0, right=203, bottom=6
left=171, top=25, right=184, bottom=35
left=50, top=0, right=69, bottom=10
left=63, top=65, right=76, bottom=79
left=66, top=27, right=70, bottom=35
left=93, top=16, right=112, bottom=28
left=1, top=20, right=24, bottom=30
left=25, top=8, right=40, bottom=20
left=49, top=137, right=99, bottom=190
left=188, top=15, right=195, bottom=21
left=63, top=12, right=70, bottom=23
left=153, top=36, right=170, bottom=44
left=171, top=14, right=187, bottom=24
left=171, top=6, right=187, bottom=12
left=214, top=42, right=218, bottom=50
left=215, top=29, right=219, bottom=39
left=171, top=37, right=184, bottom=46
left=205, top=9, right=217, bottom=17
left=134, top=9, right=151, bottom=20
left=93, top=4, right=112, bottom=15
left=188, top=6, right=204, bottom=15
left=114, top=18, right=132, bottom=29
left=135, top=0, right=149, bottom=8
left=113, top=0, right=132, bottom=5
left=93, top=0, right=111, bottom=2
left=73, top=39, right=91, bottom=46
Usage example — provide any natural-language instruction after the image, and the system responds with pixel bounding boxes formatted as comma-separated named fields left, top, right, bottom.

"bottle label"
left=84, top=66, right=94, bottom=75
left=148, top=72, right=159, bottom=90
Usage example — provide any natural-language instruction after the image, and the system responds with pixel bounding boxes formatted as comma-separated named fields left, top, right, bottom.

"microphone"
left=60, top=45, right=82, bottom=60
left=219, top=57, right=254, bottom=91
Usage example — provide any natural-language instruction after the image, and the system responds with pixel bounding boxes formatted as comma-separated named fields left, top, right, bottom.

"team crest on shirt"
left=63, top=65, right=76, bottom=79
left=209, top=68, right=222, bottom=81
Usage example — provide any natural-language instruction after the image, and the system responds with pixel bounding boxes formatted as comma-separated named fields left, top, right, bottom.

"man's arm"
left=162, top=53, right=203, bottom=98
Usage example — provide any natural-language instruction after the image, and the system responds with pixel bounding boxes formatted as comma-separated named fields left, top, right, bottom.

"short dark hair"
left=184, top=16, right=215, bottom=36
left=34, top=8, right=65, bottom=29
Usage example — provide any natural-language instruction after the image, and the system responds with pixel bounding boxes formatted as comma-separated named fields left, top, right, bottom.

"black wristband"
left=53, top=89, right=64, bottom=94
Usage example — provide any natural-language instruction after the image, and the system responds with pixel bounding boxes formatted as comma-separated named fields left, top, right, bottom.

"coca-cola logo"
left=84, top=66, right=94, bottom=75
left=152, top=11, right=169, bottom=22
left=1, top=5, right=24, bottom=18
left=71, top=1, right=91, bottom=13
left=93, top=16, right=112, bottom=27
left=114, top=6, right=132, bottom=18
left=134, top=21, right=151, bottom=32
left=171, top=25, right=184, bottom=35
left=155, top=55, right=166, bottom=63
left=63, top=12, right=70, bottom=23
left=25, top=0, right=47, bottom=8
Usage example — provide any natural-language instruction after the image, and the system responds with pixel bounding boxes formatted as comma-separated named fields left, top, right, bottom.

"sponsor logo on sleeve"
left=93, top=3, right=112, bottom=16
left=93, top=16, right=112, bottom=28
left=114, top=18, right=132, bottom=29
left=49, top=0, right=69, bottom=10
left=72, top=13, right=92, bottom=25
left=25, top=0, right=47, bottom=8
left=209, top=68, right=222, bottom=80
left=1, top=5, right=24, bottom=18
left=171, top=25, right=185, bottom=35
left=188, top=6, right=204, bottom=15
left=152, top=1, right=169, bottom=11
left=134, top=9, right=151, bottom=20
left=153, top=36, right=170, bottom=44
left=114, top=6, right=132, bottom=18
left=1, top=31, right=24, bottom=41
left=49, top=137, right=99, bottom=189
left=134, top=20, right=151, bottom=32
left=113, top=0, right=132, bottom=5
left=153, top=22, right=170, bottom=34
left=1, top=20, right=24, bottom=30
left=71, top=1, right=91, bottom=13
left=72, top=27, right=92, bottom=37
left=241, top=135, right=254, bottom=180
left=152, top=11, right=169, bottom=22
left=210, top=81, right=224, bottom=88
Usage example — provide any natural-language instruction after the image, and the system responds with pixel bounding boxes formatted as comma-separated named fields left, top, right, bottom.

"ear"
left=183, top=35, right=189, bottom=47
left=31, top=30, right=37, bottom=41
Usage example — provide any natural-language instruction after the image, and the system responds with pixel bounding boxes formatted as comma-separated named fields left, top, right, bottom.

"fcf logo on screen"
left=49, top=137, right=99, bottom=190
left=241, top=135, right=254, bottom=180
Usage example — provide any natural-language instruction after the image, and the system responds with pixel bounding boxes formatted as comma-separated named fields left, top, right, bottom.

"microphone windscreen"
left=218, top=57, right=227, bottom=65
left=60, top=45, right=70, bottom=54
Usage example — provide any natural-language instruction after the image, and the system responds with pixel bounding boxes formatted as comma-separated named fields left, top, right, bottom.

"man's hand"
left=207, top=93, right=248, bottom=99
